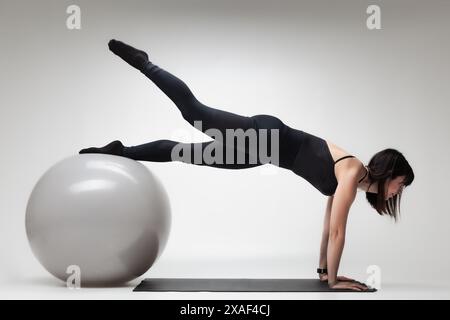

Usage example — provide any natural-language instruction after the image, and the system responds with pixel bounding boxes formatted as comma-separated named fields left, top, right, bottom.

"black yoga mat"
left=133, top=278, right=377, bottom=292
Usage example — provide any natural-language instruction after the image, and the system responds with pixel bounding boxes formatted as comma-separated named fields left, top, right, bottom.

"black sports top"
left=290, top=130, right=368, bottom=196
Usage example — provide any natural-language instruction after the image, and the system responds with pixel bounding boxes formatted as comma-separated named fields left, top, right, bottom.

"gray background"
left=1, top=0, right=449, bottom=293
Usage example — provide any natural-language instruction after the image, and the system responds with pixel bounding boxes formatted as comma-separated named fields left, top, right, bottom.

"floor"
left=2, top=258, right=449, bottom=299
left=2, top=278, right=450, bottom=299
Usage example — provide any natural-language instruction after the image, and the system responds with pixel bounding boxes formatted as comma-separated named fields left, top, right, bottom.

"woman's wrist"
left=328, top=279, right=337, bottom=287
left=317, top=267, right=328, bottom=275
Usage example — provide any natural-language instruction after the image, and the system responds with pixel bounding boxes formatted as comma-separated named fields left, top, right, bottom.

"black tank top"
left=290, top=130, right=367, bottom=196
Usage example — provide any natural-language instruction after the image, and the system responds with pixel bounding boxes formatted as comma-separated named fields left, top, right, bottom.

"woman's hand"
left=329, top=280, right=370, bottom=291
left=319, top=274, right=355, bottom=282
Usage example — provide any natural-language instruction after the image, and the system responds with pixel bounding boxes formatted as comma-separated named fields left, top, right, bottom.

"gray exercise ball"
left=25, top=154, right=171, bottom=286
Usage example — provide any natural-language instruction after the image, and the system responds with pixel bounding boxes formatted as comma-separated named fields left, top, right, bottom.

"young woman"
left=80, top=40, right=415, bottom=291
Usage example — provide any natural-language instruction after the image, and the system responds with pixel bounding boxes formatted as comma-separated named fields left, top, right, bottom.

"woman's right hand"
left=329, top=281, right=370, bottom=291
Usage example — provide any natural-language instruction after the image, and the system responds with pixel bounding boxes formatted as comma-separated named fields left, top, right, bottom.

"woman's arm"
left=318, top=196, right=333, bottom=277
left=326, top=173, right=358, bottom=287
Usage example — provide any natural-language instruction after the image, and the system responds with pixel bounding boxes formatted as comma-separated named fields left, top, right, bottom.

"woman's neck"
left=357, top=166, right=378, bottom=193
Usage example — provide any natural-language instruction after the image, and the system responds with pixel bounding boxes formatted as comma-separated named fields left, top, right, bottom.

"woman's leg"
left=108, top=39, right=257, bottom=144
left=122, top=139, right=262, bottom=169
left=121, top=114, right=291, bottom=169
left=141, top=63, right=256, bottom=140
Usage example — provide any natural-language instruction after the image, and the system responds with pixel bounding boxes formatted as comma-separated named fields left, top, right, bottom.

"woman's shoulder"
left=326, top=140, right=364, bottom=181
left=335, top=159, right=366, bottom=184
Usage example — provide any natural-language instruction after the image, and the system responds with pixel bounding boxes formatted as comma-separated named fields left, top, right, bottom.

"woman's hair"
left=365, top=148, right=414, bottom=222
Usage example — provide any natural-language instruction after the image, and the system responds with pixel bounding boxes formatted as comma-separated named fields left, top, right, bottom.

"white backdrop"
left=1, top=0, right=449, bottom=290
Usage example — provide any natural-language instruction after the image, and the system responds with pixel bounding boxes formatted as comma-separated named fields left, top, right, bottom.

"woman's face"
left=385, top=176, right=406, bottom=199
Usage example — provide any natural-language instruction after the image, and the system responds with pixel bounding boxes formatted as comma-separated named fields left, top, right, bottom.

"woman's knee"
left=178, top=97, right=204, bottom=124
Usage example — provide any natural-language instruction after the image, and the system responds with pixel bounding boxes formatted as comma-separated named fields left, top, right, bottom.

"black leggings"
left=122, top=63, right=303, bottom=171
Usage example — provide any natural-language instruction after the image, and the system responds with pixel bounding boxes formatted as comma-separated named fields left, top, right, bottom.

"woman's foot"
left=79, top=140, right=124, bottom=156
left=108, top=39, right=150, bottom=71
